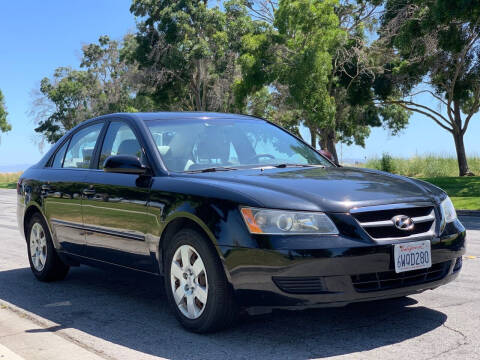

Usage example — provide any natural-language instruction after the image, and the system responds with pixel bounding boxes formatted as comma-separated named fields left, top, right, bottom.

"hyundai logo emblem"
left=392, top=215, right=414, bottom=231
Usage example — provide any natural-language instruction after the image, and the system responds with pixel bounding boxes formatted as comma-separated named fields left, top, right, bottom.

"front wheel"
left=26, top=214, right=69, bottom=282
left=164, top=229, right=238, bottom=333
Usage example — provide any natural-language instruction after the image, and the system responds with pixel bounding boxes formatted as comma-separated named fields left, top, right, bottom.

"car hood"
left=173, top=166, right=446, bottom=212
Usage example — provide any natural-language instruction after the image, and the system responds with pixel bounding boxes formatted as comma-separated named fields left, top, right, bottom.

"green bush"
left=380, top=153, right=395, bottom=173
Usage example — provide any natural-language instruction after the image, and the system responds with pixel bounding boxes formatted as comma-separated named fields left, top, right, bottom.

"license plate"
left=394, top=240, right=431, bottom=273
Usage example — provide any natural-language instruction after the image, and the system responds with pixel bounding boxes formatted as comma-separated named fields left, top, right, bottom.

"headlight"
left=240, top=207, right=339, bottom=235
left=441, top=196, right=457, bottom=223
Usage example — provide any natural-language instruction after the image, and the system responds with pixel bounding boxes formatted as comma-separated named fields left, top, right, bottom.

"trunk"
left=452, top=101, right=474, bottom=176
left=320, top=130, right=339, bottom=164
left=325, top=136, right=338, bottom=164
left=452, top=130, right=473, bottom=176
left=309, top=126, right=317, bottom=148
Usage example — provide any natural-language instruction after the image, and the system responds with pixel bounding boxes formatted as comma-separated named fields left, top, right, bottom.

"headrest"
left=196, top=137, right=230, bottom=161
left=157, top=145, right=170, bottom=156
left=117, top=139, right=141, bottom=158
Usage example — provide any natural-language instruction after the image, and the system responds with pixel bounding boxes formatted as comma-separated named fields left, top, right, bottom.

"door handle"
left=82, top=188, right=96, bottom=196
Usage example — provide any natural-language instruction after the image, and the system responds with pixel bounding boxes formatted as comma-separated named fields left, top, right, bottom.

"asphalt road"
left=0, top=188, right=479, bottom=360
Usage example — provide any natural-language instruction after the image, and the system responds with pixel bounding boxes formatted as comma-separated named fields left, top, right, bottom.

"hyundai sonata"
left=17, top=112, right=465, bottom=332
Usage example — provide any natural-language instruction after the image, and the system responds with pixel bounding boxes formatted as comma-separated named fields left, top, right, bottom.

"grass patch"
left=360, top=155, right=480, bottom=210
left=364, top=154, right=480, bottom=178
left=0, top=172, right=21, bottom=189
left=420, top=176, right=480, bottom=210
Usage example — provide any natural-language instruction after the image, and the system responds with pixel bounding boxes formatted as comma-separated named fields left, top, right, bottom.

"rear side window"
left=98, top=122, right=142, bottom=169
left=63, top=123, right=103, bottom=169
left=51, top=140, right=69, bottom=168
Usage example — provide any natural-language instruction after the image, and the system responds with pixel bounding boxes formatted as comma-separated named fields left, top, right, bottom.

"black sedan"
left=17, top=112, right=466, bottom=332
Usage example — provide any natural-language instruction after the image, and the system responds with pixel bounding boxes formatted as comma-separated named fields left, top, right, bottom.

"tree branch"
left=462, top=87, right=480, bottom=135
left=394, top=99, right=454, bottom=127
left=381, top=100, right=453, bottom=133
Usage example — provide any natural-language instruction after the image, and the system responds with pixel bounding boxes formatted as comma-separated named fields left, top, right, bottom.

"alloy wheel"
left=170, top=244, right=208, bottom=319
left=30, top=222, right=47, bottom=272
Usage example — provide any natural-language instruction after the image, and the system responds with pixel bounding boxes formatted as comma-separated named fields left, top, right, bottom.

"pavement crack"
left=424, top=323, right=469, bottom=360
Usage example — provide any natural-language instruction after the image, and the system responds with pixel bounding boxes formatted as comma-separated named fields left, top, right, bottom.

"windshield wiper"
left=273, top=163, right=325, bottom=168
left=185, top=166, right=239, bottom=173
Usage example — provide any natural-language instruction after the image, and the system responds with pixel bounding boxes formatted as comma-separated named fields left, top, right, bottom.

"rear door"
left=82, top=120, right=153, bottom=272
left=43, top=122, right=104, bottom=255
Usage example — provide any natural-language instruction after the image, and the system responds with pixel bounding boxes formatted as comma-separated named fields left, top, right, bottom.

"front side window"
left=145, top=118, right=332, bottom=172
left=99, top=122, right=142, bottom=169
left=63, top=123, right=103, bottom=169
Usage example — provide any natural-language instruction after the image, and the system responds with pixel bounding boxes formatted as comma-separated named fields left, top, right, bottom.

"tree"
left=378, top=0, right=480, bottom=176
left=321, top=0, right=410, bottom=159
left=130, top=0, right=255, bottom=112
left=236, top=0, right=410, bottom=161
left=236, top=0, right=340, bottom=150
left=32, top=35, right=148, bottom=143
left=0, top=89, right=11, bottom=135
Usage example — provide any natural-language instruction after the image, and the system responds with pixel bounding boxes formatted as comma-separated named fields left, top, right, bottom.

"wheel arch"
left=23, top=204, right=49, bottom=242
left=157, top=214, right=232, bottom=283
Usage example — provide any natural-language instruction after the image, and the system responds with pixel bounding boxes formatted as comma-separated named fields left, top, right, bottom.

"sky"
left=0, top=0, right=479, bottom=170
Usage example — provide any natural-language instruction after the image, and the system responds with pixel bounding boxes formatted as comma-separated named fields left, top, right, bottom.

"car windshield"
left=145, top=117, right=332, bottom=172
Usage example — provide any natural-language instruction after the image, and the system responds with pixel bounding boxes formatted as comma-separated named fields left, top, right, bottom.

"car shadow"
left=0, top=266, right=448, bottom=359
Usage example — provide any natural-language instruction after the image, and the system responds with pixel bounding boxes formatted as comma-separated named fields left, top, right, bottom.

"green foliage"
left=236, top=0, right=410, bottom=159
left=364, top=155, right=480, bottom=178
left=379, top=0, right=480, bottom=175
left=35, top=68, right=97, bottom=142
left=274, top=0, right=340, bottom=129
left=33, top=35, right=152, bottom=143
left=380, top=152, right=395, bottom=173
left=131, top=0, right=255, bottom=111
left=0, top=89, right=11, bottom=134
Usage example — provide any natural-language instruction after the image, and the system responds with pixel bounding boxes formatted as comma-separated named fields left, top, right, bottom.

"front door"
left=82, top=120, right=153, bottom=272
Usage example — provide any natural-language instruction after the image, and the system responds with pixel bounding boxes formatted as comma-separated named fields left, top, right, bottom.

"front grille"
left=273, top=276, right=327, bottom=294
left=351, top=205, right=436, bottom=239
left=351, top=261, right=451, bottom=292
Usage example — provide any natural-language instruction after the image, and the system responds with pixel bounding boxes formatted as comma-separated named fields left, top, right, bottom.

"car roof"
left=124, top=112, right=261, bottom=122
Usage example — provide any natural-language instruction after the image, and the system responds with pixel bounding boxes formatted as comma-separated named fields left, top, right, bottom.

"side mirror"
left=103, top=155, right=148, bottom=175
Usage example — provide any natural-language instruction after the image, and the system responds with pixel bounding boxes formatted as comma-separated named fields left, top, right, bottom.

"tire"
left=164, top=228, right=238, bottom=333
left=26, top=214, right=70, bottom=282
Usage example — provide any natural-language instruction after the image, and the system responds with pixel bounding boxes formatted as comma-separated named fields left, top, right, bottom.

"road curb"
left=0, top=344, right=25, bottom=360
left=457, top=210, right=480, bottom=217
left=0, top=300, right=111, bottom=360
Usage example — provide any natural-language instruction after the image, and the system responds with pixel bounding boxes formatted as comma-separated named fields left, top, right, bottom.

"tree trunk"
left=309, top=126, right=317, bottom=148
left=452, top=101, right=474, bottom=176
left=320, top=130, right=339, bottom=163
left=452, top=130, right=473, bottom=176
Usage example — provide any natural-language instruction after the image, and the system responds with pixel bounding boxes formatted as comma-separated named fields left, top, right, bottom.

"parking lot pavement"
left=0, top=188, right=479, bottom=360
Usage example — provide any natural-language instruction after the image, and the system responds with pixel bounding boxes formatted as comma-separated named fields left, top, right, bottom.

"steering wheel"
left=248, top=154, right=276, bottom=163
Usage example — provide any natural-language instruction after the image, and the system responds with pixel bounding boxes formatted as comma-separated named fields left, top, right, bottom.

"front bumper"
left=219, top=219, right=466, bottom=308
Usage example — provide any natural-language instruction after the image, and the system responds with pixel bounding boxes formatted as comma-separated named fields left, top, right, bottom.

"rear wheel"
left=164, top=228, right=238, bottom=333
left=26, top=214, right=69, bottom=282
